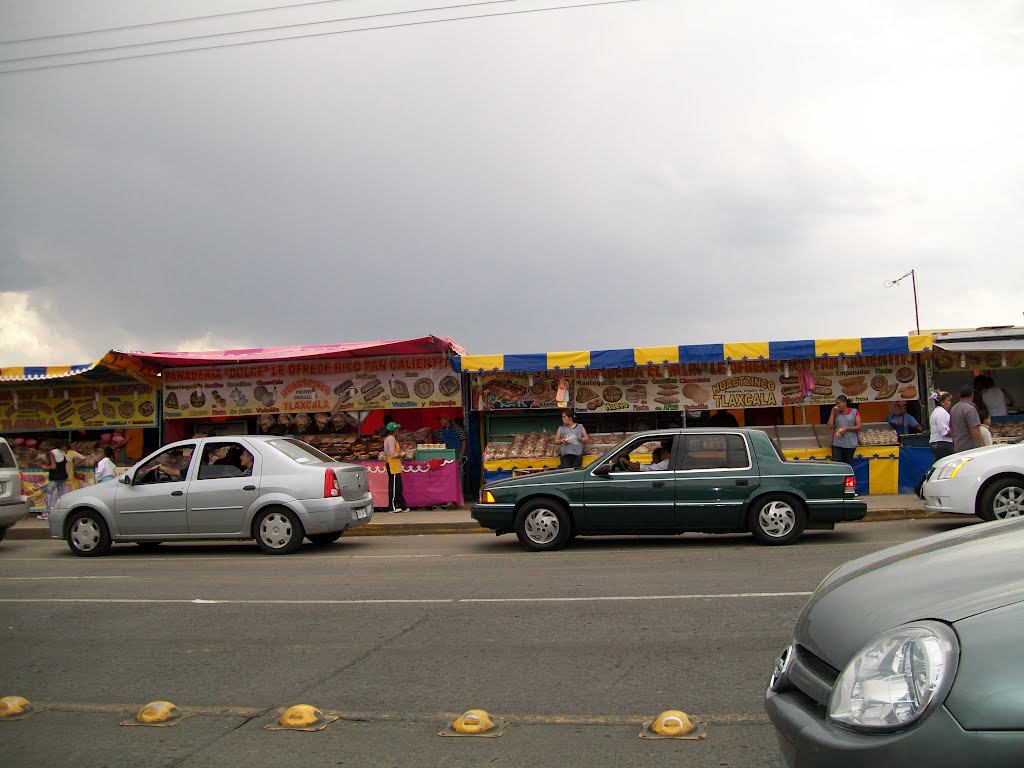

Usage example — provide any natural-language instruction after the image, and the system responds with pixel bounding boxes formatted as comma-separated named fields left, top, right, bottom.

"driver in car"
left=157, top=449, right=192, bottom=480
left=615, top=445, right=671, bottom=472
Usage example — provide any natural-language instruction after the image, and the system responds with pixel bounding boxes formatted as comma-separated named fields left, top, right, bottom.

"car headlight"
left=935, top=457, right=973, bottom=480
left=828, top=621, right=959, bottom=732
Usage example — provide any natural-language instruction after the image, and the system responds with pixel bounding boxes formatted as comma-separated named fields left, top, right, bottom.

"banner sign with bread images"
left=932, top=350, right=1021, bottom=371
left=162, top=355, right=461, bottom=419
left=472, top=355, right=920, bottom=412
left=0, top=383, right=158, bottom=431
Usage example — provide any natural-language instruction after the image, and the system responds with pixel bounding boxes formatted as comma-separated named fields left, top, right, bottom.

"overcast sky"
left=2, top=0, right=1023, bottom=366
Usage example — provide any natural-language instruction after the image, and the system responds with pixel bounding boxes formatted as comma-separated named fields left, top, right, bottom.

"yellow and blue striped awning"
left=453, top=334, right=933, bottom=372
left=0, top=363, right=97, bottom=382
left=1, top=351, right=163, bottom=386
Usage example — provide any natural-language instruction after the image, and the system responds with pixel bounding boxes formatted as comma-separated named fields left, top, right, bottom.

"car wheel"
left=254, top=507, right=304, bottom=554
left=979, top=478, right=1024, bottom=521
left=749, top=494, right=806, bottom=546
left=307, top=531, right=343, bottom=546
left=0, top=526, right=7, bottom=543
left=515, top=499, right=570, bottom=551
left=67, top=510, right=112, bottom=557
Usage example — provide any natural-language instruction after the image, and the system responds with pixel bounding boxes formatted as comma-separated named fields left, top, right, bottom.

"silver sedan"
left=48, top=436, right=373, bottom=555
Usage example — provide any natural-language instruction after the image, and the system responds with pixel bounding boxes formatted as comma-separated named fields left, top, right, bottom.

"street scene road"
left=0, top=517, right=978, bottom=767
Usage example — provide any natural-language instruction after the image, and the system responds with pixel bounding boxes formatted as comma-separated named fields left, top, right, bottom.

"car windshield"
left=266, top=438, right=334, bottom=464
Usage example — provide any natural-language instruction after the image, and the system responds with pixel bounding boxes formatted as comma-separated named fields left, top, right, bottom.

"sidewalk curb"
left=3, top=509, right=960, bottom=541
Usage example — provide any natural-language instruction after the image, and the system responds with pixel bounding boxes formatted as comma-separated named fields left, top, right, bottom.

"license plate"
left=355, top=506, right=369, bottom=519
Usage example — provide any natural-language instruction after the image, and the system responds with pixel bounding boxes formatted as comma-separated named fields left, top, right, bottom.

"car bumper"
left=806, top=498, right=867, bottom=523
left=471, top=502, right=516, bottom=532
left=299, top=494, right=374, bottom=534
left=0, top=497, right=30, bottom=528
left=921, top=479, right=976, bottom=515
left=765, top=687, right=1023, bottom=767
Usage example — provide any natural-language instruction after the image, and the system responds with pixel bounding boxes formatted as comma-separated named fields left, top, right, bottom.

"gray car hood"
left=795, top=517, right=1024, bottom=668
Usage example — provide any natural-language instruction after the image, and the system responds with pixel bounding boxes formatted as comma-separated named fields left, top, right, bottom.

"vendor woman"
left=555, top=411, right=589, bottom=469
left=827, top=395, right=862, bottom=465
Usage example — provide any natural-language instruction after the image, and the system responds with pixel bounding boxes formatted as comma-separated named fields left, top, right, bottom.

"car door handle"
left=170, top=490, right=184, bottom=496
left=735, top=479, right=749, bottom=486
left=243, top=485, right=256, bottom=491
left=651, top=481, right=665, bottom=488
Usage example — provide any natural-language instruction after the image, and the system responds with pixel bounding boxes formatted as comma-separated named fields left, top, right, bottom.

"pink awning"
left=116, top=336, right=467, bottom=368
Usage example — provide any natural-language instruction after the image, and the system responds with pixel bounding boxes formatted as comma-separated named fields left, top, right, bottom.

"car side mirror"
left=592, top=464, right=610, bottom=477
left=120, top=474, right=132, bottom=485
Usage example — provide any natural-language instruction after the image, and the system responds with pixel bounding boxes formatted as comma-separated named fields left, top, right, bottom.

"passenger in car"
left=239, top=449, right=254, bottom=476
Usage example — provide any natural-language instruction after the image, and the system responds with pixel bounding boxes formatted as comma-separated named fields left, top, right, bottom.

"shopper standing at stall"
left=928, top=391, right=954, bottom=461
left=555, top=411, right=589, bottom=469
left=950, top=385, right=983, bottom=452
left=383, top=421, right=408, bottom=513
left=979, top=375, right=1015, bottom=417
left=826, top=396, right=861, bottom=465
left=40, top=440, right=70, bottom=519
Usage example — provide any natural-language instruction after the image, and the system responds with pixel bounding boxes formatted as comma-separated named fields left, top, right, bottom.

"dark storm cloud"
left=1, top=0, right=1022, bottom=365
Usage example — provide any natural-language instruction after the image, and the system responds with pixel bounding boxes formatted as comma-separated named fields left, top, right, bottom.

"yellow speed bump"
left=639, top=710, right=707, bottom=740
left=0, top=696, right=40, bottom=721
left=439, top=709, right=507, bottom=738
left=264, top=704, right=338, bottom=732
left=120, top=700, right=194, bottom=727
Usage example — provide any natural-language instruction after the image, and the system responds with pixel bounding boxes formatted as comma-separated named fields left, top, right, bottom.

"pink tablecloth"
left=355, top=460, right=464, bottom=509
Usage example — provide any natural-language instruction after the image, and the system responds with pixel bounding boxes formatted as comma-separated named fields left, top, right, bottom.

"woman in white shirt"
left=94, top=446, right=117, bottom=483
left=928, top=391, right=954, bottom=461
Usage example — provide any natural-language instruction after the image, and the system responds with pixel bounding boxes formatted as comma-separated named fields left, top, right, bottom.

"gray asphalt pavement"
left=0, top=517, right=979, bottom=767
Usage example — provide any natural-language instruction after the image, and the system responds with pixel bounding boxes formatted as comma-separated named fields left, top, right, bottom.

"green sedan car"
left=472, top=428, right=866, bottom=551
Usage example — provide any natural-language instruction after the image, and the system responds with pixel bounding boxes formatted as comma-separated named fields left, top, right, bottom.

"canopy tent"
left=454, top=334, right=933, bottom=373
left=931, top=327, right=1024, bottom=354
left=1, top=350, right=162, bottom=387
left=118, top=336, right=466, bottom=368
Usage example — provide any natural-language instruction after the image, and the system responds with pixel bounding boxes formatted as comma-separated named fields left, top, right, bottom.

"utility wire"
left=0, top=0, right=362, bottom=45
left=0, top=0, right=644, bottom=75
left=0, top=0, right=516, bottom=64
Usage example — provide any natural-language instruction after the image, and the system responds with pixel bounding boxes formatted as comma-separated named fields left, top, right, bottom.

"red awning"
left=115, top=336, right=467, bottom=368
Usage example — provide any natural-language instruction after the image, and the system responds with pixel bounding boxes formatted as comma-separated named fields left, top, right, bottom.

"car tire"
left=978, top=477, right=1024, bottom=521
left=67, top=509, right=113, bottom=557
left=515, top=499, right=571, bottom=551
left=307, top=531, right=343, bottom=546
left=749, top=494, right=806, bottom=546
left=254, top=507, right=304, bottom=555
left=0, top=526, right=7, bottom=543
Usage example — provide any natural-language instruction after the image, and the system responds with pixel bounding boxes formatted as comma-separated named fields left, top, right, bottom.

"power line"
left=0, top=0, right=361, bottom=46
left=0, top=0, right=518, bottom=65
left=0, top=0, right=644, bottom=75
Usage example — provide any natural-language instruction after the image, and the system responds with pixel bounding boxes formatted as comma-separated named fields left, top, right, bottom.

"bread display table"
left=355, top=460, right=463, bottom=509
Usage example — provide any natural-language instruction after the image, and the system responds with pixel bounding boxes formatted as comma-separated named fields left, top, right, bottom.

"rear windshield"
left=266, top=438, right=334, bottom=464
left=0, top=443, right=13, bottom=468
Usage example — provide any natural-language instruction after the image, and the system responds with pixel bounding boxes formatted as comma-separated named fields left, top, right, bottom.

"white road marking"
left=0, top=591, right=811, bottom=605
left=461, top=592, right=814, bottom=602
left=0, top=541, right=908, bottom=564
left=0, top=576, right=129, bottom=581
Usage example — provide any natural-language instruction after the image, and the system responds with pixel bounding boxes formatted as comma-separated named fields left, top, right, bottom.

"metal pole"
left=911, top=269, right=920, bottom=334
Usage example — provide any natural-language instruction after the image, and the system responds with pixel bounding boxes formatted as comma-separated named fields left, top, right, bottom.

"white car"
left=921, top=440, right=1024, bottom=521
left=49, top=435, right=373, bottom=556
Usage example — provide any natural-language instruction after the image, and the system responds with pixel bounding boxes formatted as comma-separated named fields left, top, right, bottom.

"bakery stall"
left=0, top=353, right=162, bottom=512
left=454, top=334, right=934, bottom=495
left=930, top=327, right=1024, bottom=435
left=120, top=337, right=468, bottom=510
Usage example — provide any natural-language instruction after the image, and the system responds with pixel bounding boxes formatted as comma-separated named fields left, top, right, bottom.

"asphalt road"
left=0, top=518, right=980, bottom=767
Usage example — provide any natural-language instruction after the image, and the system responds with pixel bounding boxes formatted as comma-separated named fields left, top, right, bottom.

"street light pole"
left=885, top=269, right=920, bottom=334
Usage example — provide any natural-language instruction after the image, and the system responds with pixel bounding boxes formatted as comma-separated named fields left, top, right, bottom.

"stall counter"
left=355, top=460, right=463, bottom=509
